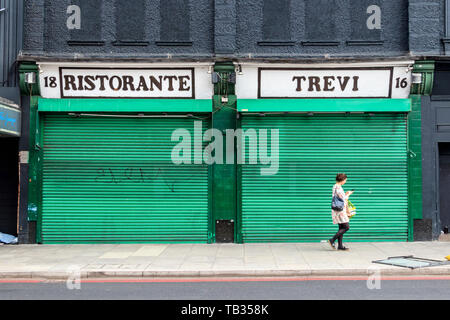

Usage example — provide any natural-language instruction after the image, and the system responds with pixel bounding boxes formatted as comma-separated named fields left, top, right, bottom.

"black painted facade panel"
left=305, top=0, right=337, bottom=42
left=115, top=0, right=147, bottom=44
left=67, top=0, right=103, bottom=45
left=235, top=0, right=408, bottom=58
left=349, top=0, right=383, bottom=43
left=409, top=0, right=444, bottom=56
left=262, top=0, right=291, bottom=42
left=20, top=0, right=417, bottom=59
left=37, top=0, right=214, bottom=57
left=159, top=0, right=191, bottom=43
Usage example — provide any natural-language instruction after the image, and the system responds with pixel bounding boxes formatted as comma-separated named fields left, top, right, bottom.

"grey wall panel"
left=116, top=0, right=147, bottom=43
left=262, top=0, right=291, bottom=41
left=214, top=0, right=236, bottom=54
left=305, top=0, right=337, bottom=42
left=20, top=0, right=416, bottom=60
left=236, top=0, right=409, bottom=58
left=67, top=0, right=103, bottom=45
left=409, top=0, right=444, bottom=56
left=350, top=0, right=383, bottom=42
left=23, top=0, right=44, bottom=53
left=160, top=0, right=190, bottom=43
left=39, top=0, right=213, bottom=57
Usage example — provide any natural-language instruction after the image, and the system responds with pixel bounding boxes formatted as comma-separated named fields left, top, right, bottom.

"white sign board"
left=38, top=64, right=213, bottom=99
left=236, top=64, right=413, bottom=99
left=260, top=68, right=394, bottom=98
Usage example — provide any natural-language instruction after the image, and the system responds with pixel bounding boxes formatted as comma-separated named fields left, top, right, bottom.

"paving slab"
left=213, top=257, right=245, bottom=266
left=274, top=256, right=308, bottom=265
left=217, top=245, right=245, bottom=258
left=99, top=251, right=134, bottom=259
left=0, top=242, right=448, bottom=279
left=179, top=262, right=214, bottom=271
left=184, top=255, right=215, bottom=263
left=190, top=246, right=219, bottom=256
left=131, top=245, right=168, bottom=257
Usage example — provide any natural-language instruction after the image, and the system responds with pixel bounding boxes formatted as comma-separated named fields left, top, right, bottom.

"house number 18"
left=43, top=76, right=58, bottom=88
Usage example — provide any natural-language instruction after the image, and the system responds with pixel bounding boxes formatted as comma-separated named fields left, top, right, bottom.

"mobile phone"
left=351, top=189, right=355, bottom=191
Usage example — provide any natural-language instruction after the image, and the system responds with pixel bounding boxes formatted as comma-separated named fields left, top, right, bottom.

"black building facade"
left=6, top=0, right=447, bottom=243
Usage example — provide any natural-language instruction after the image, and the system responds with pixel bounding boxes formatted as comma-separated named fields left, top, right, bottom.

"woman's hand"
left=345, top=190, right=354, bottom=196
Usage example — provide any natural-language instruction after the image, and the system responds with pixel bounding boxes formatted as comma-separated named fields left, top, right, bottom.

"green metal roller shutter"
left=240, top=113, right=408, bottom=242
left=41, top=114, right=209, bottom=243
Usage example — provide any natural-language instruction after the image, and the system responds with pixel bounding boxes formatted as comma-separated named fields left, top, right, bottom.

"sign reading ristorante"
left=41, top=67, right=196, bottom=98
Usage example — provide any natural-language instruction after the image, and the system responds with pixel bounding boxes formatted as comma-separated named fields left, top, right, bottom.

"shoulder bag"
left=331, top=186, right=345, bottom=211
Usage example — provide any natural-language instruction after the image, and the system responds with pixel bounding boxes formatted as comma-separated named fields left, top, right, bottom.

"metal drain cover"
left=372, top=255, right=450, bottom=269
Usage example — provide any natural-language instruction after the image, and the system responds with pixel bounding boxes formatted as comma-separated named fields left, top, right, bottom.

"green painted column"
left=19, top=63, right=42, bottom=243
left=408, top=60, right=434, bottom=241
left=211, top=62, right=238, bottom=242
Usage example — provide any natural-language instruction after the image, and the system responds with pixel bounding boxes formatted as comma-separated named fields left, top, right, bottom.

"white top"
left=331, top=183, right=349, bottom=225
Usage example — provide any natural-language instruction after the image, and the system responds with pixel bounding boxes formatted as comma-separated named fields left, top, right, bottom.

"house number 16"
left=395, top=77, right=408, bottom=89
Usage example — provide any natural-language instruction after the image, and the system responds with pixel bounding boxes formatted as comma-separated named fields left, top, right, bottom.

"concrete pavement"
left=0, top=241, right=449, bottom=279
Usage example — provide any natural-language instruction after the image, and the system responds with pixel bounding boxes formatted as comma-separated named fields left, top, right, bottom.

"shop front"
left=0, top=98, right=21, bottom=236
left=28, top=61, right=419, bottom=244
left=235, top=61, right=414, bottom=242
left=32, top=63, right=214, bottom=244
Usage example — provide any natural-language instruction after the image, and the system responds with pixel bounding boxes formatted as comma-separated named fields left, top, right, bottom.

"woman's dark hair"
left=336, top=173, right=347, bottom=182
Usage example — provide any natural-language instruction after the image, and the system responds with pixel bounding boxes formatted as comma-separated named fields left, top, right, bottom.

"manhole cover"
left=372, top=255, right=450, bottom=269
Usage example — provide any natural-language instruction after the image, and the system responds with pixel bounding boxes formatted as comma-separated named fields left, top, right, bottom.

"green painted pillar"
left=211, top=62, right=238, bottom=242
left=19, top=63, right=42, bottom=243
left=408, top=60, right=434, bottom=241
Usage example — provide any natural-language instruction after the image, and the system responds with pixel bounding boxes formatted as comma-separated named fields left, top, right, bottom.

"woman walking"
left=328, top=173, right=354, bottom=251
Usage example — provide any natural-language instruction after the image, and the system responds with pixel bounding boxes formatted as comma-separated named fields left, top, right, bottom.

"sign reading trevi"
left=257, top=68, right=410, bottom=98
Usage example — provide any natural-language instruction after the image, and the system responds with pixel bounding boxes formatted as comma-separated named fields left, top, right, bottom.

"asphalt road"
left=0, top=276, right=449, bottom=300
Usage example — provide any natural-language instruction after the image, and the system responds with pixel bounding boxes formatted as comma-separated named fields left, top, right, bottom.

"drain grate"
left=372, top=255, right=450, bottom=269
